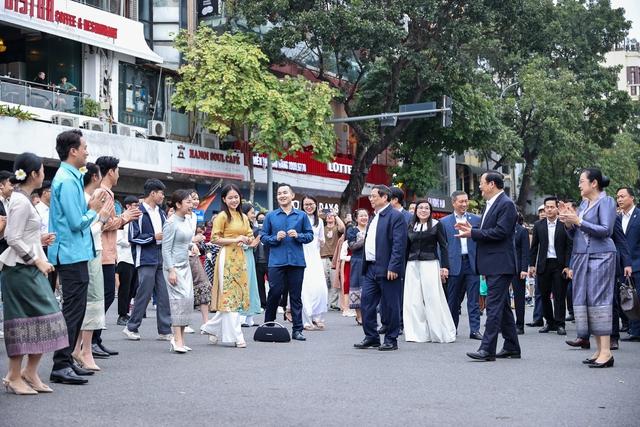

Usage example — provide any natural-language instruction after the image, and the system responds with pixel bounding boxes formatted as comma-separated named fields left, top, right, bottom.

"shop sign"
left=172, top=143, right=245, bottom=180
left=253, top=155, right=307, bottom=173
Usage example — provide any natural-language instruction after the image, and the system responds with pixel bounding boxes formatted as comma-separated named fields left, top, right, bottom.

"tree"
left=172, top=26, right=336, bottom=201
left=235, top=0, right=494, bottom=214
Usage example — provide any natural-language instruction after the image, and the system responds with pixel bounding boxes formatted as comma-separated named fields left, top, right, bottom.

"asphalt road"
left=1, top=303, right=639, bottom=426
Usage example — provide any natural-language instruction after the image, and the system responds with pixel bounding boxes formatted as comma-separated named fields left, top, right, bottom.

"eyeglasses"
left=303, top=203, right=316, bottom=207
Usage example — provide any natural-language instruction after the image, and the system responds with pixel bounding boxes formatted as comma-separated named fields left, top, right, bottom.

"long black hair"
left=301, top=194, right=319, bottom=227
left=82, top=162, right=100, bottom=188
left=409, top=199, right=434, bottom=230
left=220, top=183, right=245, bottom=223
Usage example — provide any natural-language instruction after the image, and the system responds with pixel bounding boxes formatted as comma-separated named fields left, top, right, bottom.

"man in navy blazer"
left=456, top=172, right=521, bottom=361
left=617, top=187, right=640, bottom=342
left=440, top=191, right=483, bottom=339
left=354, top=185, right=408, bottom=351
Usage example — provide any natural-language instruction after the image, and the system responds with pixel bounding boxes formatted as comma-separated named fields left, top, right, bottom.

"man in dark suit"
left=455, top=172, right=521, bottom=361
left=617, top=187, right=640, bottom=342
left=390, top=187, right=413, bottom=225
left=528, top=197, right=573, bottom=336
left=513, top=211, right=530, bottom=335
left=354, top=185, right=408, bottom=351
left=440, top=191, right=483, bottom=340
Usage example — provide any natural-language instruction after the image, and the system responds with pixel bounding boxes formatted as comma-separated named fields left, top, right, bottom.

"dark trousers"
left=629, top=272, right=640, bottom=337
left=93, top=264, right=116, bottom=345
left=116, top=262, right=136, bottom=316
left=52, top=262, right=89, bottom=371
left=566, top=281, right=574, bottom=316
left=537, top=259, right=567, bottom=328
left=479, top=274, right=520, bottom=355
left=512, top=276, right=526, bottom=328
left=265, top=266, right=304, bottom=333
left=446, top=257, right=481, bottom=333
left=256, top=262, right=268, bottom=308
left=126, top=263, right=172, bottom=335
left=533, top=283, right=543, bottom=322
left=361, top=263, right=402, bottom=345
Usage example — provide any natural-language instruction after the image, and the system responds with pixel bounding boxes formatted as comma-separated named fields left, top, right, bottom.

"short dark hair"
left=167, top=189, right=192, bottom=210
left=276, top=183, right=294, bottom=193
left=241, top=202, right=254, bottom=215
left=123, top=195, right=139, bottom=207
left=82, top=162, right=100, bottom=187
left=0, top=170, right=14, bottom=183
left=36, top=180, right=52, bottom=197
left=483, top=171, right=504, bottom=189
left=390, top=187, right=405, bottom=204
left=95, top=156, right=119, bottom=177
left=543, top=196, right=558, bottom=206
left=451, top=190, right=468, bottom=202
left=12, top=152, right=43, bottom=184
left=55, top=129, right=83, bottom=161
left=143, top=178, right=166, bottom=196
left=616, top=187, right=635, bottom=198
left=581, top=168, right=610, bottom=191
left=372, top=184, right=391, bottom=201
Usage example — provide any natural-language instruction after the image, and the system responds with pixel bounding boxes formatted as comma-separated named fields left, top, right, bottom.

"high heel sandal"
left=3, top=378, right=38, bottom=395
left=170, top=338, right=187, bottom=354
left=356, top=319, right=363, bottom=326
left=73, top=354, right=100, bottom=371
left=21, top=375, right=53, bottom=393
left=235, top=341, right=247, bottom=348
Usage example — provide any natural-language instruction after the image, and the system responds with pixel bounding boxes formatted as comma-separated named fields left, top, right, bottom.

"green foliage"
left=598, top=132, right=640, bottom=193
left=172, top=26, right=336, bottom=162
left=82, top=98, right=101, bottom=118
left=0, top=105, right=37, bottom=120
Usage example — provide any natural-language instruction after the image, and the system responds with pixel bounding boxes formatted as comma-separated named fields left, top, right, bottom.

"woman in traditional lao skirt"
left=239, top=202, right=261, bottom=327
left=200, top=184, right=253, bottom=347
left=0, top=152, right=68, bottom=394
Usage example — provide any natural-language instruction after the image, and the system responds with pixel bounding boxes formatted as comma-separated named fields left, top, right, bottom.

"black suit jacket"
left=514, top=223, right=530, bottom=274
left=529, top=218, right=572, bottom=274
left=362, top=205, right=408, bottom=278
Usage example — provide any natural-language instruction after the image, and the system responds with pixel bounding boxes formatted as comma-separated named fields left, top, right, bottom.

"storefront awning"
left=1, top=1, right=162, bottom=63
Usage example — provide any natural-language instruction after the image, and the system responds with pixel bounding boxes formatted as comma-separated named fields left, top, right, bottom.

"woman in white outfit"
left=403, top=200, right=456, bottom=343
left=301, top=195, right=328, bottom=330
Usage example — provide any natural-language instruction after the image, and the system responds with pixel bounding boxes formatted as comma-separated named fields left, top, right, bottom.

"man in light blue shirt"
left=49, top=129, right=111, bottom=385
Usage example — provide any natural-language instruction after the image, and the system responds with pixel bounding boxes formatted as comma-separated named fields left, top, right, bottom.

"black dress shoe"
left=469, top=331, right=483, bottom=340
left=98, top=343, right=119, bottom=356
left=354, top=339, right=381, bottom=349
left=538, top=324, right=557, bottom=333
left=466, top=350, right=495, bottom=361
left=516, top=326, right=525, bottom=335
left=71, top=362, right=95, bottom=376
left=50, top=367, right=88, bottom=385
left=610, top=339, right=619, bottom=351
left=292, top=331, right=306, bottom=341
left=620, top=335, right=640, bottom=342
left=566, top=338, right=591, bottom=349
left=589, top=356, right=614, bottom=368
left=496, top=349, right=521, bottom=359
left=377, top=326, right=388, bottom=335
left=565, top=314, right=575, bottom=322
left=526, top=320, right=543, bottom=327
left=91, top=343, right=110, bottom=359
left=378, top=343, right=398, bottom=351
left=556, top=326, right=566, bottom=336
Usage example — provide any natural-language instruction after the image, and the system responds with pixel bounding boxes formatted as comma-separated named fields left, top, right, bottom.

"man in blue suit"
left=617, top=187, right=640, bottom=342
left=440, top=191, right=483, bottom=340
left=456, top=172, right=521, bottom=361
left=354, top=185, right=408, bottom=351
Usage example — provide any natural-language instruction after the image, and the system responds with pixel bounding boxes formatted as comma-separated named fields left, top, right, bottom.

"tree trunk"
left=516, top=150, right=536, bottom=211
left=243, top=126, right=256, bottom=202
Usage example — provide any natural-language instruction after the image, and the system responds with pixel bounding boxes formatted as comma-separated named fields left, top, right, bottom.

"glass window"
left=118, top=62, right=164, bottom=127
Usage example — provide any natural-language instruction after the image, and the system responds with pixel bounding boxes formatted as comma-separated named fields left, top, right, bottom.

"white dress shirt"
left=116, top=223, right=134, bottom=265
left=622, top=206, right=635, bottom=234
left=480, top=191, right=503, bottom=228
left=35, top=201, right=49, bottom=234
left=365, top=203, right=390, bottom=261
left=546, top=219, right=557, bottom=259
left=454, top=213, right=469, bottom=255
left=143, top=202, right=163, bottom=244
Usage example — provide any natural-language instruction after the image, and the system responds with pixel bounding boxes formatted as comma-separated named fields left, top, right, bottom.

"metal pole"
left=267, top=157, right=273, bottom=211
left=326, top=107, right=451, bottom=124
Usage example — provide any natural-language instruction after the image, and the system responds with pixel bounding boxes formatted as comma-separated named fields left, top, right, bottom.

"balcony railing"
left=0, top=76, right=91, bottom=115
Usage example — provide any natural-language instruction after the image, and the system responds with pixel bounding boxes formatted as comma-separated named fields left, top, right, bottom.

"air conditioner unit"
left=51, top=114, right=79, bottom=128
left=147, top=120, right=166, bottom=139
left=82, top=120, right=108, bottom=133
left=113, top=123, right=131, bottom=137
left=201, top=132, right=219, bottom=149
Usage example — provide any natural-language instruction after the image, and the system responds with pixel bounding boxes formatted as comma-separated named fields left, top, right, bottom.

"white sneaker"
left=122, top=327, right=141, bottom=341
left=157, top=334, right=173, bottom=341
left=277, top=306, right=284, bottom=314
left=208, top=335, right=218, bottom=345
left=184, top=326, right=195, bottom=334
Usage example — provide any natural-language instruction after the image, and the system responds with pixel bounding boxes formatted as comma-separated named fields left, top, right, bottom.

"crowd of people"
left=0, top=129, right=639, bottom=395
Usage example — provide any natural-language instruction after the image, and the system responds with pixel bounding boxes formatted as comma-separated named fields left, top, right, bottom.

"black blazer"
left=529, top=218, right=572, bottom=273
left=514, top=223, right=530, bottom=274
left=362, top=205, right=408, bottom=278
left=406, top=221, right=449, bottom=269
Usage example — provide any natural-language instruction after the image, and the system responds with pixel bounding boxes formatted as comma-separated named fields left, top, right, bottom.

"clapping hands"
left=558, top=201, right=579, bottom=225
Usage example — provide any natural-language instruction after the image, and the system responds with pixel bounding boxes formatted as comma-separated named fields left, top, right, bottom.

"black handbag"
left=253, top=321, right=291, bottom=343
left=619, top=276, right=640, bottom=321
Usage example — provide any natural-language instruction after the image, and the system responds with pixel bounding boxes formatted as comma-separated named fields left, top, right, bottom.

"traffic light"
left=442, top=95, right=452, bottom=128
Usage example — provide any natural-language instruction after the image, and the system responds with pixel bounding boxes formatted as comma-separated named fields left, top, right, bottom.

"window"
left=118, top=62, right=164, bottom=127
